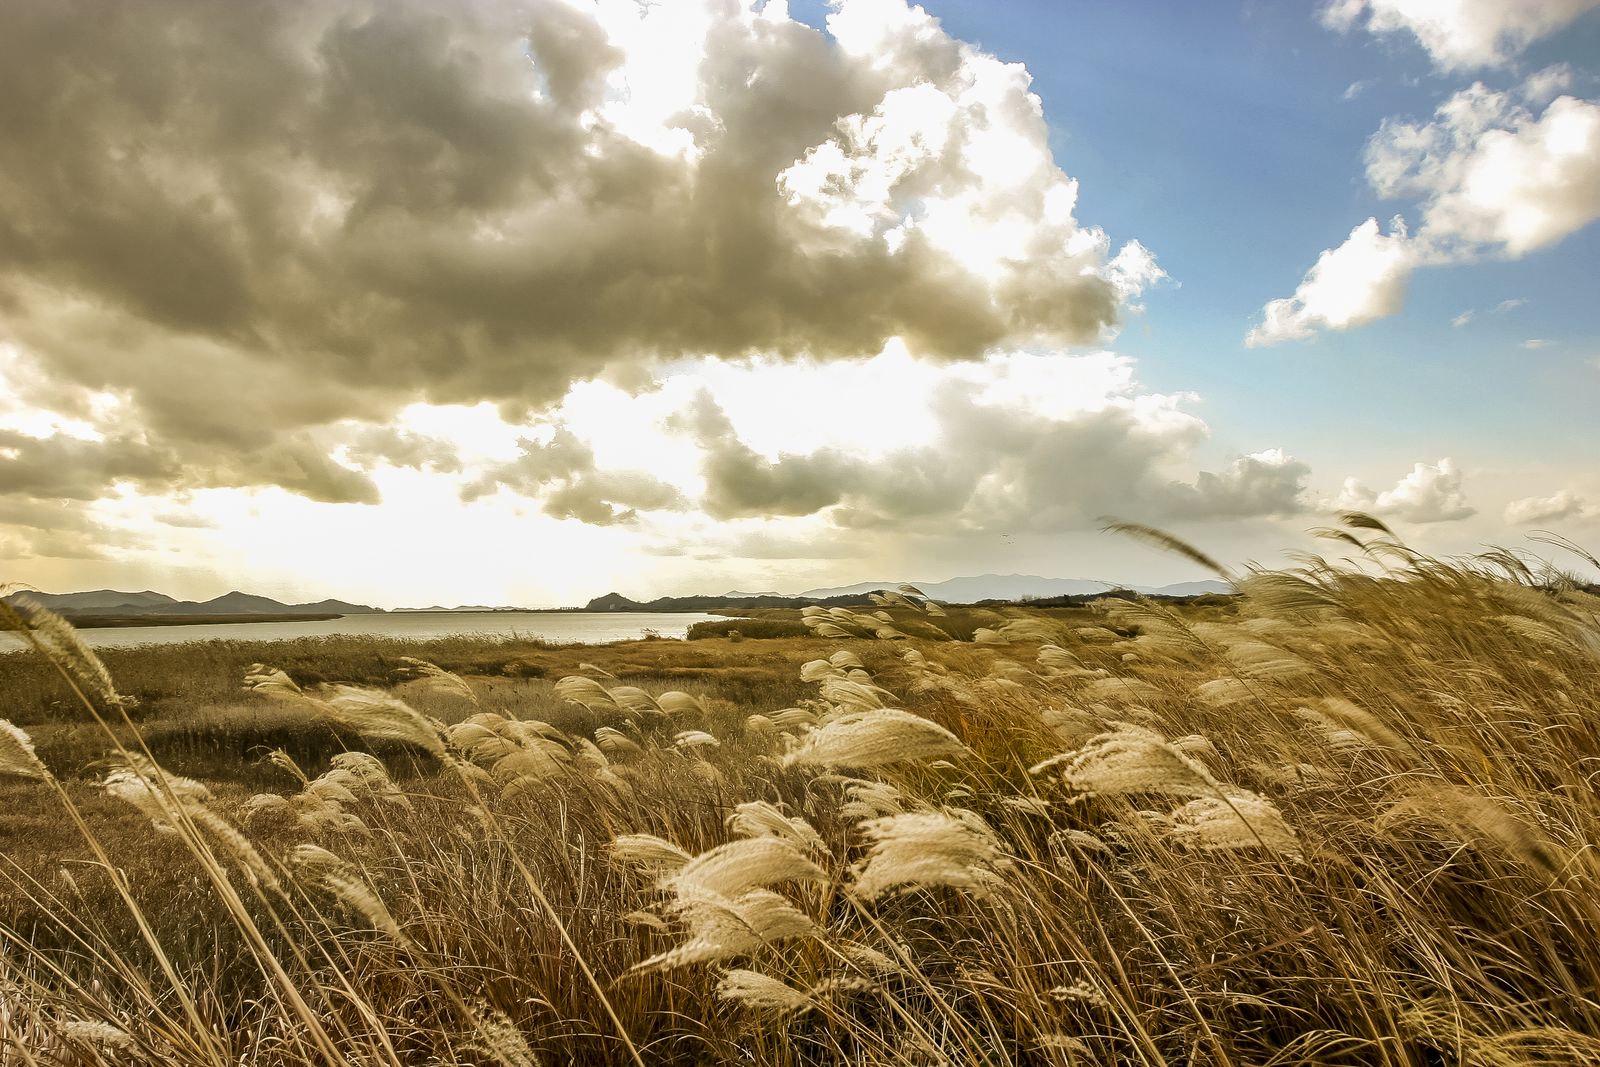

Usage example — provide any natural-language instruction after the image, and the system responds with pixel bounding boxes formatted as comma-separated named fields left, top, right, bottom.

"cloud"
left=1523, top=64, right=1578, bottom=104
left=1365, top=86, right=1600, bottom=259
left=1246, top=218, right=1416, bottom=346
left=0, top=496, right=149, bottom=562
left=678, top=373, right=1307, bottom=532
left=1504, top=489, right=1594, bottom=524
left=1521, top=338, right=1556, bottom=349
left=1453, top=297, right=1526, bottom=327
left=1251, top=85, right=1600, bottom=343
left=462, top=427, right=686, bottom=526
left=0, top=429, right=180, bottom=501
left=1167, top=450, right=1312, bottom=519
left=0, top=0, right=1156, bottom=509
left=155, top=511, right=219, bottom=531
left=1320, top=0, right=1600, bottom=71
left=1506, top=493, right=1586, bottom=528
left=1337, top=458, right=1475, bottom=523
left=341, top=427, right=463, bottom=475
left=1343, top=79, right=1376, bottom=100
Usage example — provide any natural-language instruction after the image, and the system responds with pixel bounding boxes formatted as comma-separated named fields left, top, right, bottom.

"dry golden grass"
left=2, top=520, right=1600, bottom=1065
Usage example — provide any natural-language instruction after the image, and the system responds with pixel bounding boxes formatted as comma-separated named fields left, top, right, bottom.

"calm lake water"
left=0, top=611, right=723, bottom=650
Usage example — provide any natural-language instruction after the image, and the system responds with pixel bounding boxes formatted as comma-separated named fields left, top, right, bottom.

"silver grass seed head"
left=716, top=968, right=814, bottom=1015
left=782, top=709, right=967, bottom=770
left=462, top=998, right=542, bottom=1067
left=13, top=598, right=133, bottom=712
left=318, top=686, right=448, bottom=760
left=667, top=835, right=825, bottom=899
left=58, top=1020, right=133, bottom=1050
left=609, top=833, right=691, bottom=876
left=1031, top=724, right=1223, bottom=801
left=727, top=800, right=826, bottom=855
left=595, top=726, right=643, bottom=756
left=0, top=720, right=49, bottom=781
left=552, top=675, right=619, bottom=714
left=849, top=810, right=1010, bottom=901
left=674, top=729, right=721, bottom=751
left=657, top=691, right=706, bottom=718
left=1168, top=790, right=1301, bottom=857
left=637, top=888, right=819, bottom=972
left=392, top=657, right=477, bottom=704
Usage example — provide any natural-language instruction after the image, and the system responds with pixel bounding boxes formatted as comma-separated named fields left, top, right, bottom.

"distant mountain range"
left=7, top=573, right=1231, bottom=621
left=3, top=589, right=383, bottom=617
left=391, top=605, right=528, bottom=613
left=796, top=574, right=1229, bottom=602
left=586, top=574, right=1230, bottom=612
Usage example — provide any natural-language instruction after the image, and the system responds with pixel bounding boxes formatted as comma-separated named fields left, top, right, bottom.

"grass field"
left=2, top=519, right=1599, bottom=1066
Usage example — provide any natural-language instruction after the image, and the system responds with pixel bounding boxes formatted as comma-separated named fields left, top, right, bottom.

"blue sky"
left=1, top=0, right=1597, bottom=604
left=791, top=0, right=1600, bottom=471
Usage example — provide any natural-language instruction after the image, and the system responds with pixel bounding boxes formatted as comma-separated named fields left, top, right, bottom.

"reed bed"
left=1, top=517, right=1598, bottom=1065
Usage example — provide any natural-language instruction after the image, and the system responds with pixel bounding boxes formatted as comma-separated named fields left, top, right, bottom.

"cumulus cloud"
left=1337, top=458, right=1475, bottom=523
left=1365, top=85, right=1600, bottom=258
left=0, top=0, right=1156, bottom=510
left=676, top=372, right=1306, bottom=532
left=1251, top=84, right=1600, bottom=343
left=1320, top=0, right=1600, bottom=71
left=1246, top=218, right=1416, bottom=346
left=1504, top=489, right=1594, bottom=524
left=1167, top=450, right=1312, bottom=519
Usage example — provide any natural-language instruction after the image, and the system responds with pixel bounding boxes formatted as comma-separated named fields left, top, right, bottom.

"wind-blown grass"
left=2, top=519, right=1600, bottom=1065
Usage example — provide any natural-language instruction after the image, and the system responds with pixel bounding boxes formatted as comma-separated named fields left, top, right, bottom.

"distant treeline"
left=586, top=588, right=1237, bottom=613
left=585, top=591, right=882, bottom=612
left=968, top=589, right=1236, bottom=609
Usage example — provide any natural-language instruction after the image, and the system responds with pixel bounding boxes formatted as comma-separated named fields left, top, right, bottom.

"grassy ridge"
left=2, top=524, right=1599, bottom=1065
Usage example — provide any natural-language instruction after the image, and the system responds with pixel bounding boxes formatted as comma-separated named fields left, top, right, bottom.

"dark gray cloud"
left=0, top=0, right=1151, bottom=508
left=0, top=430, right=179, bottom=501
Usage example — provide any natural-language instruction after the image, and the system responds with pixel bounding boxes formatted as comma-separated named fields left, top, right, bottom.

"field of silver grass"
left=2, top=516, right=1599, bottom=1066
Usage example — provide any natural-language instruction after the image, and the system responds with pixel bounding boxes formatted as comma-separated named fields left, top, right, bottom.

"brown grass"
left=2, top=523, right=1599, bottom=1065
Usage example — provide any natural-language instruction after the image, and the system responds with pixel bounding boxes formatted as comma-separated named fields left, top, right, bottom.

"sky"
left=1, top=0, right=1597, bottom=608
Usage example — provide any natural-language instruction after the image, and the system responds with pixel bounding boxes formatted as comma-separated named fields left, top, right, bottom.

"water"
left=0, top=611, right=724, bottom=650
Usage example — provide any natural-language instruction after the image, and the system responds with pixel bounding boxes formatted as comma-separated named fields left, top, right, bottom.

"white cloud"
left=1343, top=79, right=1376, bottom=100
left=1321, top=0, right=1600, bottom=71
left=1251, top=86, right=1600, bottom=344
left=1505, top=488, right=1594, bottom=524
left=1451, top=309, right=1475, bottom=326
left=1494, top=297, right=1528, bottom=313
left=1367, top=86, right=1600, bottom=259
left=1246, top=218, right=1416, bottom=346
left=1520, top=338, right=1555, bottom=348
left=1523, top=64, right=1577, bottom=104
left=1337, top=458, right=1475, bottom=523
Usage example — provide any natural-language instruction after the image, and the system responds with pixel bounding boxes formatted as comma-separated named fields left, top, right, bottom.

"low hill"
left=4, top=589, right=383, bottom=617
left=585, top=591, right=881, bottom=612
left=799, top=574, right=1230, bottom=601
